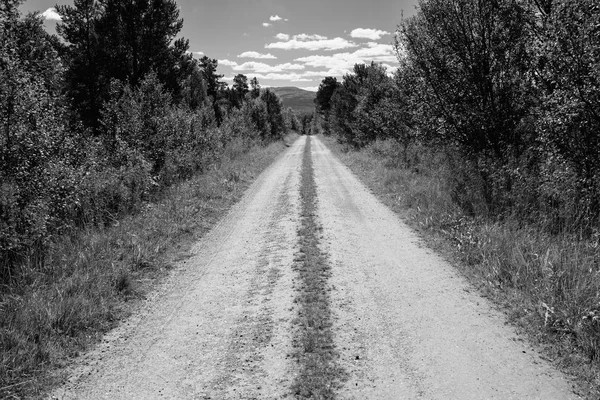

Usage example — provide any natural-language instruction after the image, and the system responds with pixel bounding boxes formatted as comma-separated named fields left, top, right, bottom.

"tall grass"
left=0, top=135, right=293, bottom=398
left=326, top=137, right=600, bottom=397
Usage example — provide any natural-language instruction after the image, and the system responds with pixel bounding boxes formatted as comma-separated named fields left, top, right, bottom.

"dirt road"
left=50, top=136, right=578, bottom=399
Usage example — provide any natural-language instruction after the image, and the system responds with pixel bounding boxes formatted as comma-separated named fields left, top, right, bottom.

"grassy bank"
left=322, top=135, right=600, bottom=399
left=0, top=135, right=296, bottom=399
left=292, top=136, right=344, bottom=399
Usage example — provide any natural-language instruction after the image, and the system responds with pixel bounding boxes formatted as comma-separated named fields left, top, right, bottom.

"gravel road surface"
left=50, top=135, right=578, bottom=399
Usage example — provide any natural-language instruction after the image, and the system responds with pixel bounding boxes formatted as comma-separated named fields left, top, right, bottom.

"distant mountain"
left=270, top=87, right=316, bottom=116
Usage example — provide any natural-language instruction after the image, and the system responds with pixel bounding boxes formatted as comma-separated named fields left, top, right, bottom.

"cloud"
left=294, top=33, right=327, bottom=41
left=350, top=28, right=391, bottom=40
left=41, top=7, right=62, bottom=21
left=238, top=51, right=277, bottom=59
left=270, top=15, right=282, bottom=21
left=218, top=60, right=305, bottom=73
left=266, top=37, right=357, bottom=51
left=294, top=43, right=398, bottom=76
left=274, top=33, right=328, bottom=42
left=219, top=59, right=238, bottom=67
left=262, top=23, right=271, bottom=27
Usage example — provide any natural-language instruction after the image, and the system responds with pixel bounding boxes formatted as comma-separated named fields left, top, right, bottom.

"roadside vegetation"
left=315, top=0, right=600, bottom=396
left=1, top=0, right=299, bottom=396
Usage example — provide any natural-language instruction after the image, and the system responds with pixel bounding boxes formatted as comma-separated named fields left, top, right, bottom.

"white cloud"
left=274, top=33, right=329, bottom=42
left=294, top=43, right=398, bottom=77
left=381, top=63, right=399, bottom=76
left=350, top=28, right=391, bottom=40
left=266, top=37, right=357, bottom=51
left=354, top=43, right=397, bottom=62
left=219, top=59, right=238, bottom=67
left=41, top=7, right=62, bottom=21
left=218, top=60, right=305, bottom=73
left=262, top=22, right=271, bottom=27
left=270, top=15, right=283, bottom=21
left=238, top=51, right=277, bottom=59
left=294, top=33, right=327, bottom=41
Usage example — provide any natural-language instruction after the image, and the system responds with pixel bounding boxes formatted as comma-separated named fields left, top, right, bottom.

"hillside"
left=271, top=87, right=316, bottom=116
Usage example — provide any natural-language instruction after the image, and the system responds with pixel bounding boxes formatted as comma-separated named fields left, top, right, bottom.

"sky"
left=21, top=0, right=420, bottom=92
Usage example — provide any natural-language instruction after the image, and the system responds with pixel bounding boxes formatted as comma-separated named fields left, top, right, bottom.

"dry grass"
left=324, top=135, right=600, bottom=399
left=291, top=136, right=345, bottom=399
left=0, top=135, right=295, bottom=399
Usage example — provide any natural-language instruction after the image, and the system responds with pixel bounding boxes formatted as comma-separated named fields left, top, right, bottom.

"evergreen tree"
left=250, top=77, right=261, bottom=99
left=232, top=74, right=249, bottom=106
left=56, top=0, right=190, bottom=129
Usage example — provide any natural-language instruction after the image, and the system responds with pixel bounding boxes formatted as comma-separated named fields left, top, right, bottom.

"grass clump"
left=324, top=136, right=600, bottom=398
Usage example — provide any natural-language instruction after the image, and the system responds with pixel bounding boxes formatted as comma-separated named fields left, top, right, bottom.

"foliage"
left=398, top=0, right=536, bottom=159
left=1, top=4, right=81, bottom=280
left=314, top=77, right=339, bottom=134
left=324, top=63, right=414, bottom=150
left=56, top=0, right=192, bottom=130
left=284, top=107, right=301, bottom=132
left=537, top=0, right=600, bottom=226
left=231, top=74, right=249, bottom=107
left=260, top=88, right=287, bottom=140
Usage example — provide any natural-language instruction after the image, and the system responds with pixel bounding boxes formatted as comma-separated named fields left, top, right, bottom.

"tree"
left=199, top=56, right=224, bottom=99
left=250, top=77, right=261, bottom=99
left=260, top=89, right=286, bottom=140
left=97, top=0, right=186, bottom=88
left=1, top=3, right=82, bottom=279
left=232, top=74, right=249, bottom=98
left=398, top=0, right=536, bottom=159
left=329, top=64, right=370, bottom=147
left=56, top=0, right=190, bottom=130
left=56, top=0, right=104, bottom=131
left=538, top=0, right=600, bottom=220
left=315, top=77, right=339, bottom=116
left=180, top=62, right=207, bottom=110
left=314, top=76, right=339, bottom=134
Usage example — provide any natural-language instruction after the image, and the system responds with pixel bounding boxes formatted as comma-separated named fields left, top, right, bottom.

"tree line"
left=315, top=0, right=599, bottom=234
left=0, top=0, right=296, bottom=283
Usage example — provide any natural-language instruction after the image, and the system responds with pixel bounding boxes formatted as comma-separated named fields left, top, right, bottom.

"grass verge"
left=291, top=136, right=345, bottom=399
left=0, top=134, right=297, bottom=399
left=322, top=135, right=600, bottom=399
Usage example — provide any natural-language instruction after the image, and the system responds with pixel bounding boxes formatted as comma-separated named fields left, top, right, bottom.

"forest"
left=315, top=0, right=600, bottom=381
